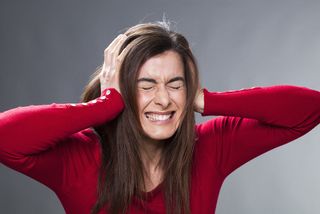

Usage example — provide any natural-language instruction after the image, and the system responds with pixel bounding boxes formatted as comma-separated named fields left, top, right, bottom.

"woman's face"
left=136, top=50, right=187, bottom=140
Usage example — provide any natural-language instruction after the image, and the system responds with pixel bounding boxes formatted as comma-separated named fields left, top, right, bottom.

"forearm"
left=0, top=88, right=124, bottom=158
left=201, top=85, right=320, bottom=129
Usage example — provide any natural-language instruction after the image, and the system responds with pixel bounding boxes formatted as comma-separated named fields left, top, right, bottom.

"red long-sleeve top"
left=0, top=85, right=319, bottom=214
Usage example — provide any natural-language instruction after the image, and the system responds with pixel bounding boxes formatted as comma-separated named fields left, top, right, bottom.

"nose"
left=153, top=85, right=171, bottom=108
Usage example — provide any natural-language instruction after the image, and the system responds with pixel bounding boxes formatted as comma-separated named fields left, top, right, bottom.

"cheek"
left=137, top=93, right=152, bottom=111
left=171, top=91, right=187, bottom=107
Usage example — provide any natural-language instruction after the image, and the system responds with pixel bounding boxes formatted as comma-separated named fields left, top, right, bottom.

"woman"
left=0, top=21, right=319, bottom=214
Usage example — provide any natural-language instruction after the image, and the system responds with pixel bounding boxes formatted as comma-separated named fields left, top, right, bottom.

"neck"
left=140, top=137, right=165, bottom=171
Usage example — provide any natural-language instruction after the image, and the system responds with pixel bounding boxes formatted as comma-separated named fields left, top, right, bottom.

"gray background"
left=1, top=0, right=319, bottom=213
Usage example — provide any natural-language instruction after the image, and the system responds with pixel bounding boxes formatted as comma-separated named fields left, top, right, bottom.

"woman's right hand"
left=100, top=34, right=128, bottom=95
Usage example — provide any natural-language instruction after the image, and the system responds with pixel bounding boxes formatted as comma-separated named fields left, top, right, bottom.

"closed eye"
left=169, top=86, right=182, bottom=90
left=142, top=86, right=153, bottom=90
left=167, top=82, right=184, bottom=90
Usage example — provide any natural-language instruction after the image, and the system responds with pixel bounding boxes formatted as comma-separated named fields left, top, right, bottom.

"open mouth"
left=144, top=111, right=175, bottom=121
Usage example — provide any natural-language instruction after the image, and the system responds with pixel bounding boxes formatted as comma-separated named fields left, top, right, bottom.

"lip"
left=144, top=111, right=175, bottom=115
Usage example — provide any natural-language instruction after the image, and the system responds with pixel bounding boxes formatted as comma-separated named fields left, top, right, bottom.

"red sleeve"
left=198, top=85, right=320, bottom=177
left=0, top=88, right=124, bottom=190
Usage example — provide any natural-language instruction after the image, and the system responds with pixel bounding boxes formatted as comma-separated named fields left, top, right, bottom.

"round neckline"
left=142, top=182, right=162, bottom=195
left=134, top=182, right=163, bottom=202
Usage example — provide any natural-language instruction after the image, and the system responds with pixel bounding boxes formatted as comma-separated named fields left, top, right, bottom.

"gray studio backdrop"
left=1, top=0, right=319, bottom=213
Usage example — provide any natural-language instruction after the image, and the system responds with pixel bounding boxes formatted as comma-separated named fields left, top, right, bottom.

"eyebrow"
left=137, top=76, right=185, bottom=84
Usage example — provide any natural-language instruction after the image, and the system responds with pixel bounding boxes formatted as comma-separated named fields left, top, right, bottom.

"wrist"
left=194, top=88, right=204, bottom=113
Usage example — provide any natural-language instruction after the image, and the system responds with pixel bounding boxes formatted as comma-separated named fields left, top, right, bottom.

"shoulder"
left=59, top=128, right=101, bottom=146
left=196, top=116, right=243, bottom=136
left=195, top=116, right=244, bottom=149
left=74, top=128, right=101, bottom=144
left=54, top=128, right=102, bottom=166
left=196, top=116, right=224, bottom=138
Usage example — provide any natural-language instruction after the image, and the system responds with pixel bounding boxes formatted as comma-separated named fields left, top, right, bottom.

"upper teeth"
left=146, top=113, right=172, bottom=121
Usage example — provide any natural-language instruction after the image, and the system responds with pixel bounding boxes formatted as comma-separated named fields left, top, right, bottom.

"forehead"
left=138, top=50, right=184, bottom=80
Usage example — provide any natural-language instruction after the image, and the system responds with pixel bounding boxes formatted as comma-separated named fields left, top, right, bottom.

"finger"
left=117, top=43, right=130, bottom=61
left=108, top=36, right=126, bottom=69
left=113, top=35, right=127, bottom=57
left=101, top=63, right=108, bottom=79
left=105, top=34, right=123, bottom=52
left=109, top=35, right=124, bottom=65
left=114, top=44, right=130, bottom=73
left=102, top=52, right=112, bottom=79
left=103, top=35, right=125, bottom=76
left=104, top=35, right=123, bottom=65
left=110, top=36, right=127, bottom=73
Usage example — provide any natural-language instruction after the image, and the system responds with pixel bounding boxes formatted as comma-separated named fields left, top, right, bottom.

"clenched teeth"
left=145, top=112, right=174, bottom=121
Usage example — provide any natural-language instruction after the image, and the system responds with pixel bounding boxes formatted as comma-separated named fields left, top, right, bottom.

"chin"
left=142, top=126, right=178, bottom=141
left=146, top=133, right=175, bottom=141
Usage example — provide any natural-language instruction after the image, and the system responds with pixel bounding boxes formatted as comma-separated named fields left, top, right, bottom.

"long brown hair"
left=82, top=21, right=200, bottom=214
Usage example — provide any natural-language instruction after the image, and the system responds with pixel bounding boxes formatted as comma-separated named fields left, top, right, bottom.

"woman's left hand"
left=194, top=88, right=204, bottom=113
